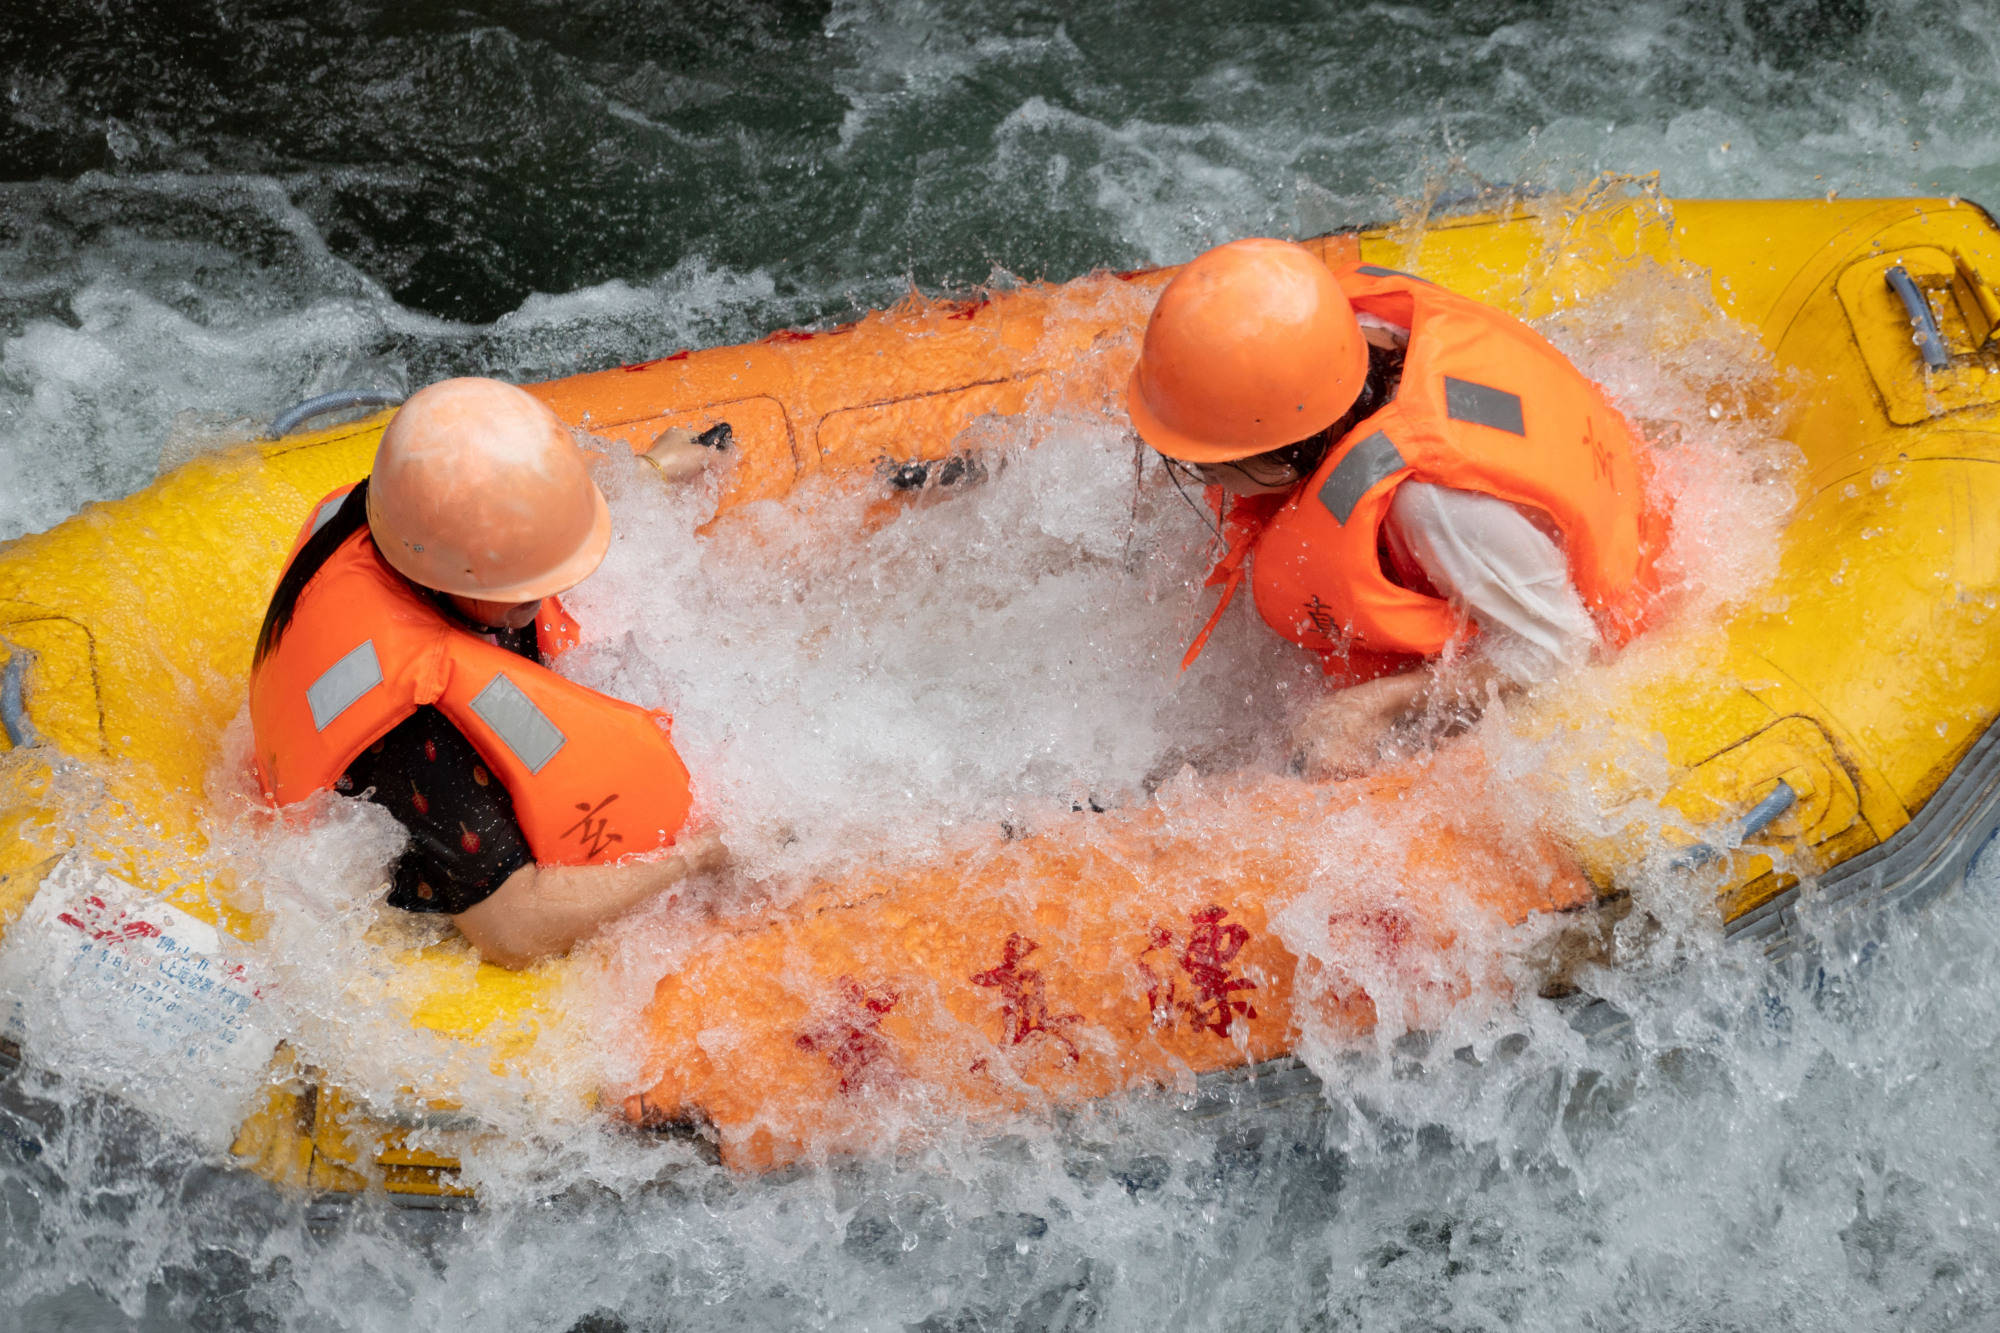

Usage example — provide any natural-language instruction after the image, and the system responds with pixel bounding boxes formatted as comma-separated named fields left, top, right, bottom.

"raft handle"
left=1672, top=778, right=1798, bottom=871
left=267, top=389, right=406, bottom=440
left=1885, top=266, right=1952, bottom=371
left=1, top=650, right=39, bottom=749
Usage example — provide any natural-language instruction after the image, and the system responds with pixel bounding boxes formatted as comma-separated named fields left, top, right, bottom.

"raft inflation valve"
left=1672, top=778, right=1799, bottom=871
left=1885, top=265, right=1953, bottom=371
left=267, top=389, right=406, bottom=440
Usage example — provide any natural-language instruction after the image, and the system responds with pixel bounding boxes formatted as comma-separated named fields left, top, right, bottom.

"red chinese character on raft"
left=794, top=977, right=900, bottom=1094
left=57, top=894, right=161, bottom=945
left=1138, top=905, right=1259, bottom=1038
left=1325, top=907, right=1415, bottom=961
left=970, top=933, right=1082, bottom=1062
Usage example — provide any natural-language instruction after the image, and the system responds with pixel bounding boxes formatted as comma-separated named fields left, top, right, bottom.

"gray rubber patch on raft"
left=1356, top=264, right=1427, bottom=282
left=307, top=640, right=382, bottom=732
left=469, top=672, right=567, bottom=774
left=1444, top=376, right=1526, bottom=435
left=1318, top=432, right=1407, bottom=525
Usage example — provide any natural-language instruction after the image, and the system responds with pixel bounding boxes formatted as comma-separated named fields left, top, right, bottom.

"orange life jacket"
left=1193, top=264, right=1666, bottom=683
left=249, top=490, right=692, bottom=867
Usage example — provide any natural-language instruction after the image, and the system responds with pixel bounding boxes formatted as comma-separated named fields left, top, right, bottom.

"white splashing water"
left=6, top=0, right=2000, bottom=1325
left=0, top=199, right=1942, bottom=1332
left=202, top=189, right=1792, bottom=1222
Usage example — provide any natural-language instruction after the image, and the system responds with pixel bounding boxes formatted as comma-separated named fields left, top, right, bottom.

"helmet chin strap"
left=1159, top=457, right=1225, bottom=542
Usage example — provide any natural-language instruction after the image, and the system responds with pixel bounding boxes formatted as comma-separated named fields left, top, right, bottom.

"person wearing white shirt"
left=1126, top=239, right=1662, bottom=777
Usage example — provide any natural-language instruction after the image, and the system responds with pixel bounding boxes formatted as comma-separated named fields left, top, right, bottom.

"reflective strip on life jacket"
left=306, top=640, right=383, bottom=732
left=1442, top=376, right=1525, bottom=436
left=1355, top=265, right=1428, bottom=283
left=1317, top=432, right=1406, bottom=525
left=468, top=671, right=567, bottom=774
left=308, top=495, right=347, bottom=539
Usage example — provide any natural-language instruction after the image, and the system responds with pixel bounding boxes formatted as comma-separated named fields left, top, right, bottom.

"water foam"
left=0, top=175, right=800, bottom=545
left=4, top=0, right=1999, bottom=1314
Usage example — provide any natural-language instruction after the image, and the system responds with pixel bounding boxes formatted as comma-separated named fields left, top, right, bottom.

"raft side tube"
left=2, top=194, right=1999, bottom=1190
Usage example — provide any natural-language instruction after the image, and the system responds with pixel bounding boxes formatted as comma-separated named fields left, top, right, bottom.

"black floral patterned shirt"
left=335, top=620, right=538, bottom=915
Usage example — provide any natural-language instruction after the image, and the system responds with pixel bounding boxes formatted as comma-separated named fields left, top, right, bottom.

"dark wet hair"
left=253, top=479, right=371, bottom=667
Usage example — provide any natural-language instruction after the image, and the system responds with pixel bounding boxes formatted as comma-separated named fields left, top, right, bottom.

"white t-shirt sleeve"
left=1383, top=482, right=1597, bottom=684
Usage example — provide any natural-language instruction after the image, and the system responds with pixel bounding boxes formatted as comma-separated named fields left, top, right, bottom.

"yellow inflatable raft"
left=4, top=189, right=2000, bottom=1196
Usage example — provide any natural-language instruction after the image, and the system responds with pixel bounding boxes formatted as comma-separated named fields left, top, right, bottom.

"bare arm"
left=1293, top=484, right=1596, bottom=779
left=452, top=830, right=728, bottom=969
left=1293, top=659, right=1504, bottom=780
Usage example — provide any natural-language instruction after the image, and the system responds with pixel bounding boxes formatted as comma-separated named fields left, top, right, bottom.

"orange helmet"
left=1126, top=238, right=1368, bottom=464
left=366, top=377, right=611, bottom=602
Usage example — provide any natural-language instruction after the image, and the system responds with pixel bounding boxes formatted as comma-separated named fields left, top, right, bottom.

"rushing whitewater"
left=5, top=0, right=2000, bottom=1328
